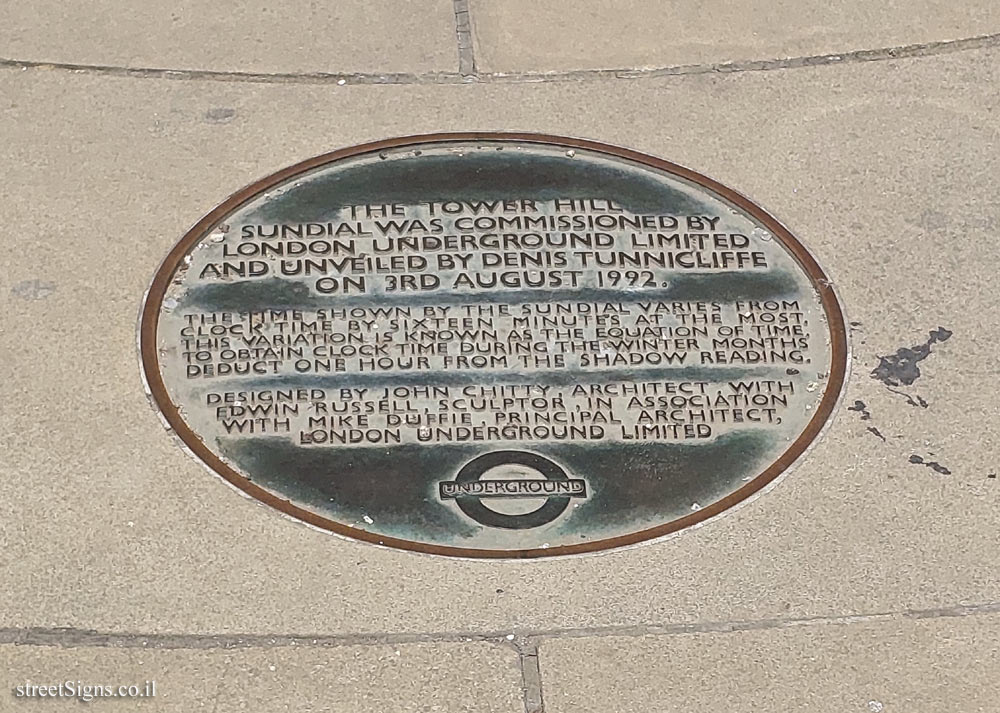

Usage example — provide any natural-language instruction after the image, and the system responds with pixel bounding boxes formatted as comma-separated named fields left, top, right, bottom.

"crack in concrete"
left=3, top=601, right=999, bottom=651
left=1, top=32, right=998, bottom=87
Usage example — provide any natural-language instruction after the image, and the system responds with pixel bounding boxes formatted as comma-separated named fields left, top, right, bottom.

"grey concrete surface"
left=541, top=614, right=1000, bottom=712
left=214, top=643, right=521, bottom=713
left=0, top=0, right=458, bottom=74
left=1, top=644, right=222, bottom=710
left=2, top=5, right=999, bottom=711
left=3, top=47, right=999, bottom=638
left=1, top=642, right=521, bottom=711
left=470, top=0, right=1000, bottom=73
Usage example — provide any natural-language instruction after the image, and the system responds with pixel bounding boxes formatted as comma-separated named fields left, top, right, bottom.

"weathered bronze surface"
left=140, top=133, right=847, bottom=558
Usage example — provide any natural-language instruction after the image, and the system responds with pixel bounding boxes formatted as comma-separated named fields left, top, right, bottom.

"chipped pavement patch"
left=10, top=279, right=57, bottom=300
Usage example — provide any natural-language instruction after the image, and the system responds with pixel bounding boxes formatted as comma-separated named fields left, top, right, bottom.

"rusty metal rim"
left=139, top=132, right=849, bottom=559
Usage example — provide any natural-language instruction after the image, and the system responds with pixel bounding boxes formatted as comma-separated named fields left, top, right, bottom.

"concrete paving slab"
left=469, top=0, right=1000, bottom=73
left=0, top=0, right=458, bottom=75
left=1, top=641, right=520, bottom=711
left=1, top=44, right=999, bottom=639
left=540, top=613, right=1000, bottom=712
left=213, top=642, right=521, bottom=713
left=1, top=644, right=222, bottom=710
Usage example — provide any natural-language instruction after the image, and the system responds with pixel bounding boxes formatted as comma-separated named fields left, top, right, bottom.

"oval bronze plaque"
left=140, top=133, right=847, bottom=558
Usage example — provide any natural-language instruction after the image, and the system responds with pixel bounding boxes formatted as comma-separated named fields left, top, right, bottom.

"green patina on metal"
left=220, top=431, right=772, bottom=544
left=179, top=271, right=801, bottom=312
left=247, top=150, right=712, bottom=225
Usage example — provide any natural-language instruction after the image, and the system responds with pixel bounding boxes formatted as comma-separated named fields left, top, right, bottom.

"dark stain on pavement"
left=872, top=327, right=952, bottom=387
left=847, top=400, right=872, bottom=420
left=908, top=454, right=951, bottom=475
left=204, top=107, right=237, bottom=124
left=887, top=388, right=929, bottom=408
left=866, top=426, right=887, bottom=442
left=847, top=400, right=886, bottom=441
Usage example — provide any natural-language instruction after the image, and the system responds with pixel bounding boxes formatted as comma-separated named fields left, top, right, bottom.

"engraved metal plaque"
left=140, top=133, right=847, bottom=558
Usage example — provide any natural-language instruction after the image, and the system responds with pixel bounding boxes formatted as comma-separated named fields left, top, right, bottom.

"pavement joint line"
left=515, top=639, right=545, bottom=713
left=524, top=600, right=1000, bottom=641
left=452, top=0, right=478, bottom=77
left=0, top=31, right=998, bottom=87
left=3, top=601, right=999, bottom=651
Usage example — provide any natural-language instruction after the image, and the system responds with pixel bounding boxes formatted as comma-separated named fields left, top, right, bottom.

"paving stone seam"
left=525, top=600, right=1000, bottom=640
left=1, top=31, right=997, bottom=87
left=453, top=0, right=478, bottom=76
left=2, top=601, right=998, bottom=651
left=514, top=639, right=545, bottom=713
